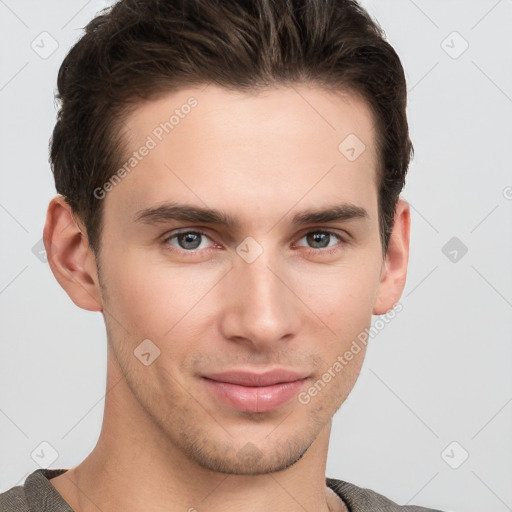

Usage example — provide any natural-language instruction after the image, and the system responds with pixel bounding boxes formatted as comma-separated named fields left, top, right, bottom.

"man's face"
left=96, top=84, right=387, bottom=474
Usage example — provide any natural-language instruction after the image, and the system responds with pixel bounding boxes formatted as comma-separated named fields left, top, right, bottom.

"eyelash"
left=161, top=229, right=347, bottom=258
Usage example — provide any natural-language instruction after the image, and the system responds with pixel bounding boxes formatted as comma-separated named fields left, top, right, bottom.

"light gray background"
left=1, top=1, right=511, bottom=511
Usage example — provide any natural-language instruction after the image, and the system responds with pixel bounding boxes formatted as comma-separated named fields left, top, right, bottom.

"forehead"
left=106, top=83, right=379, bottom=228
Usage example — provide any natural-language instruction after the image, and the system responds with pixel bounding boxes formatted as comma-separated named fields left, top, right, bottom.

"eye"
left=295, top=230, right=345, bottom=254
left=163, top=230, right=215, bottom=253
left=161, top=228, right=347, bottom=258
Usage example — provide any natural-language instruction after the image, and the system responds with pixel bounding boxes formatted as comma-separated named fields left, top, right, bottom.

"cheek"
left=101, top=251, right=223, bottom=340
left=296, top=257, right=382, bottom=335
left=99, top=249, right=162, bottom=337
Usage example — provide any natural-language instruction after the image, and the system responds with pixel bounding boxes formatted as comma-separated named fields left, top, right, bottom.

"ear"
left=373, top=198, right=410, bottom=315
left=43, top=195, right=103, bottom=312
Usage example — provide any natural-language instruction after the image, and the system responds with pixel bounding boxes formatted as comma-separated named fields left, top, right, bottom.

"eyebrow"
left=133, top=201, right=369, bottom=228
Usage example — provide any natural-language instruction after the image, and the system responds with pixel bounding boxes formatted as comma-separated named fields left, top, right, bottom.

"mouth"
left=201, top=369, right=310, bottom=413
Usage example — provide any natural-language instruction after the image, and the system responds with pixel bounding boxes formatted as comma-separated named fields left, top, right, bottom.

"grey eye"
left=176, top=232, right=203, bottom=250
left=306, top=232, right=332, bottom=249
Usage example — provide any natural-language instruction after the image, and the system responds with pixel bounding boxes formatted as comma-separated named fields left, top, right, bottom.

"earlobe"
left=372, top=198, right=411, bottom=315
left=43, top=195, right=103, bottom=312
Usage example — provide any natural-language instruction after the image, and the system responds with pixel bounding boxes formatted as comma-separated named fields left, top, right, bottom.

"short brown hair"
left=50, top=0, right=413, bottom=256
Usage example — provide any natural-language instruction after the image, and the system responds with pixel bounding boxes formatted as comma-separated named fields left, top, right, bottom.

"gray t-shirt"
left=0, top=468, right=445, bottom=511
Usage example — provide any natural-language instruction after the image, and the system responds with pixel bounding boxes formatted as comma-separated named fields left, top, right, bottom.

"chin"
left=195, top=443, right=309, bottom=475
left=179, top=426, right=316, bottom=475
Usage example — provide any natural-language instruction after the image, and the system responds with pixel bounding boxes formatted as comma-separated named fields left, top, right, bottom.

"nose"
left=218, top=244, right=301, bottom=351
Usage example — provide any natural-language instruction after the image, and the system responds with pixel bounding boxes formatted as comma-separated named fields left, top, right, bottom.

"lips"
left=201, top=369, right=309, bottom=413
